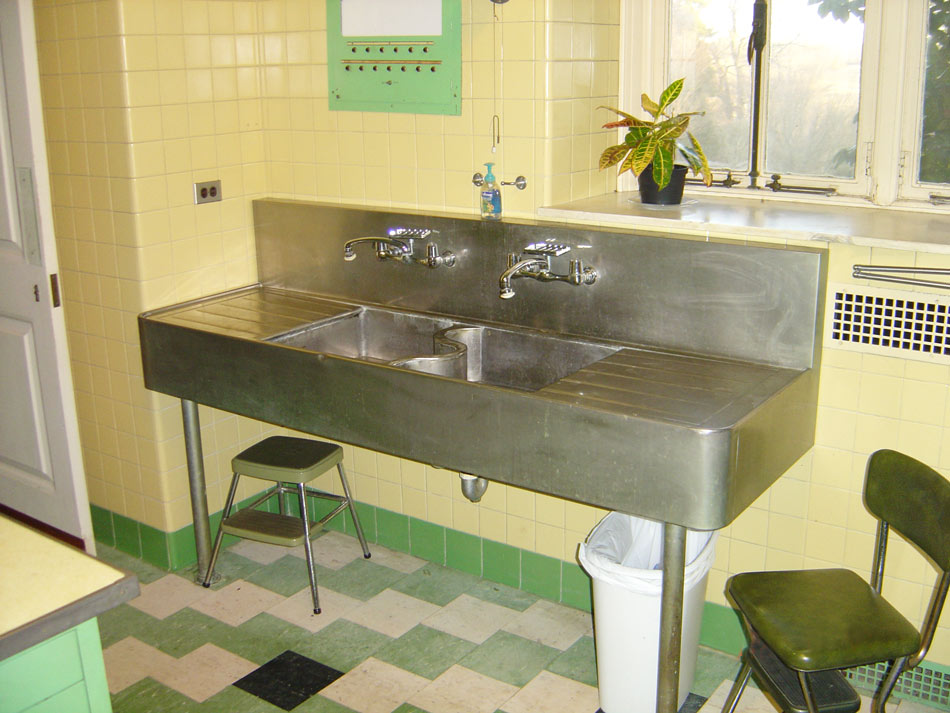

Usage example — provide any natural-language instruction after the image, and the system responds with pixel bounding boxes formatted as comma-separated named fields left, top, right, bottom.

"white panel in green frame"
left=327, top=0, right=461, bottom=115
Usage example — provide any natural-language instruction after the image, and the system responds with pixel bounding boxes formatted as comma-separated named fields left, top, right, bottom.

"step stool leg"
left=203, top=473, right=241, bottom=587
left=337, top=462, right=370, bottom=558
left=297, top=482, right=321, bottom=614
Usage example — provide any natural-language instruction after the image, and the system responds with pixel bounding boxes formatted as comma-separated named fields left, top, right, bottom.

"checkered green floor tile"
left=96, top=531, right=737, bottom=713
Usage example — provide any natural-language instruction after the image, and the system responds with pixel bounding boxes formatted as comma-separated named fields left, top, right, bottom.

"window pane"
left=670, top=0, right=752, bottom=172
left=765, top=0, right=865, bottom=179
left=918, top=0, right=950, bottom=185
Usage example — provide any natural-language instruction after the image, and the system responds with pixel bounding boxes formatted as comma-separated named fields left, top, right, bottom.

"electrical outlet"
left=194, top=180, right=222, bottom=204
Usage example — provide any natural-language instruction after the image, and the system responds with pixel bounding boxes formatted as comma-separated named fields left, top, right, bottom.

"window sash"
left=618, top=0, right=946, bottom=206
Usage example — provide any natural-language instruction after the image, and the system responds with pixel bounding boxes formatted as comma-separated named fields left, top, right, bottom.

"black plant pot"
left=637, top=164, right=688, bottom=205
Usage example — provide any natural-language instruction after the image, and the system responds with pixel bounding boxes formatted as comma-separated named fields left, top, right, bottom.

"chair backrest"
left=865, top=449, right=950, bottom=574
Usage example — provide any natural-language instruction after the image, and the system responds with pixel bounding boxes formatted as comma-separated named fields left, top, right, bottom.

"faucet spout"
left=499, top=256, right=548, bottom=299
left=343, top=236, right=411, bottom=262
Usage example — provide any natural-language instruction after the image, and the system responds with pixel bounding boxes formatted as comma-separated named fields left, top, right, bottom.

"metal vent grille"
left=846, top=661, right=950, bottom=708
left=829, top=284, right=950, bottom=360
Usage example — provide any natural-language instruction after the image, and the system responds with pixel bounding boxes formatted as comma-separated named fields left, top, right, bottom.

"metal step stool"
left=202, top=436, right=370, bottom=614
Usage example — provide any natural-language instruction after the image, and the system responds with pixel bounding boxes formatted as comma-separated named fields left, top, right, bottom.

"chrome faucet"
left=343, top=227, right=455, bottom=268
left=343, top=235, right=412, bottom=262
left=499, top=243, right=598, bottom=299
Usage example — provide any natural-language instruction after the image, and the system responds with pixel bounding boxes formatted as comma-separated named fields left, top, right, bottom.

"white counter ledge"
left=539, top=192, right=950, bottom=254
left=0, top=515, right=138, bottom=659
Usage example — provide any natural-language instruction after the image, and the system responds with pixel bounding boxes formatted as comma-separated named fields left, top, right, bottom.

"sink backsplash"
left=254, top=200, right=826, bottom=370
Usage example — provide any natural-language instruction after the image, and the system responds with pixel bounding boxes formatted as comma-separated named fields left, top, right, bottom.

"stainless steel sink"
left=434, top=325, right=619, bottom=391
left=268, top=305, right=620, bottom=391
left=270, top=306, right=455, bottom=363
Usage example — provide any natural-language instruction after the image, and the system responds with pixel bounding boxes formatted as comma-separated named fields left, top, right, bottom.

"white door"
left=0, top=0, right=93, bottom=549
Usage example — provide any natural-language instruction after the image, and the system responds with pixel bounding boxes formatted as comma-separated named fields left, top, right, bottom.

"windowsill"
left=537, top=192, right=950, bottom=254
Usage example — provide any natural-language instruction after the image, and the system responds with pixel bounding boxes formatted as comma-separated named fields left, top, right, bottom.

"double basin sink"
left=268, top=304, right=620, bottom=392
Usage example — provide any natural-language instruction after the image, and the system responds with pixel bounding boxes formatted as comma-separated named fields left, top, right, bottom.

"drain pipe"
left=459, top=473, right=489, bottom=502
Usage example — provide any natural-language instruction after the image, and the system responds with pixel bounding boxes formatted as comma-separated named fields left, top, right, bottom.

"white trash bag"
left=578, top=512, right=718, bottom=713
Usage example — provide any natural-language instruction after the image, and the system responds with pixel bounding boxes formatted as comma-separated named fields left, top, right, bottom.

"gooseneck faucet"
left=343, top=227, right=456, bottom=268
left=343, top=235, right=412, bottom=262
left=499, top=243, right=598, bottom=299
left=499, top=256, right=551, bottom=299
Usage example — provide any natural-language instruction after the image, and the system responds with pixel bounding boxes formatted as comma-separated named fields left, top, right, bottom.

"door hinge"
left=49, top=273, right=61, bottom=307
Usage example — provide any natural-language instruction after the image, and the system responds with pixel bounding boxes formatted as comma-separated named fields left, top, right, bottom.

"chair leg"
left=202, top=473, right=241, bottom=587
left=297, top=482, right=321, bottom=614
left=337, top=462, right=371, bottom=559
left=720, top=654, right=753, bottom=713
left=797, top=670, right=821, bottom=713
left=871, top=656, right=909, bottom=713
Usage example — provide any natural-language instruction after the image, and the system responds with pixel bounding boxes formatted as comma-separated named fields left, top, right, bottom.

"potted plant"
left=599, top=78, right=712, bottom=205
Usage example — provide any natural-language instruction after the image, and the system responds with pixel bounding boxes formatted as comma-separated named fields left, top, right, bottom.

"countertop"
left=0, top=516, right=139, bottom=659
left=539, top=192, right=950, bottom=253
left=148, top=285, right=802, bottom=430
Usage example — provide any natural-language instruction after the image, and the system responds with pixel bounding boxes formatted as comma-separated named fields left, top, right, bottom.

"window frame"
left=617, top=0, right=947, bottom=208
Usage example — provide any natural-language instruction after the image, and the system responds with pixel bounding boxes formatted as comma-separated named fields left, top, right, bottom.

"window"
left=620, top=0, right=950, bottom=206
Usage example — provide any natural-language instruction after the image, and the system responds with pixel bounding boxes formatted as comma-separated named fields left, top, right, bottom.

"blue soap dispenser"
left=480, top=162, right=502, bottom=220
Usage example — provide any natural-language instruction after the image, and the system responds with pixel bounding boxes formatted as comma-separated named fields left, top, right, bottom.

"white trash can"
left=578, top=513, right=717, bottom=713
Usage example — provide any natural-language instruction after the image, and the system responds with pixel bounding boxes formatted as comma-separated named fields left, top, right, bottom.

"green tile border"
left=409, top=517, right=445, bottom=564
left=445, top=529, right=481, bottom=576
left=698, top=601, right=745, bottom=656
left=482, top=539, right=520, bottom=588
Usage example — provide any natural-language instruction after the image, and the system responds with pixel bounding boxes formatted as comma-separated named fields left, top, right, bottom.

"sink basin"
left=270, top=307, right=455, bottom=363
left=434, top=325, right=620, bottom=391
left=268, top=305, right=619, bottom=391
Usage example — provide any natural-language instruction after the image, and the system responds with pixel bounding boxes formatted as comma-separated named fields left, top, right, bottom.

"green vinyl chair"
left=202, top=436, right=370, bottom=614
left=721, top=449, right=950, bottom=713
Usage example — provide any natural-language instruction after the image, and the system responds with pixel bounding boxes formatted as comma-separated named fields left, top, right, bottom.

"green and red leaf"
left=651, top=144, right=674, bottom=189
left=656, top=78, right=684, bottom=115
left=628, top=135, right=658, bottom=177
left=599, top=144, right=631, bottom=170
left=641, top=93, right=660, bottom=119
left=624, top=125, right=650, bottom=146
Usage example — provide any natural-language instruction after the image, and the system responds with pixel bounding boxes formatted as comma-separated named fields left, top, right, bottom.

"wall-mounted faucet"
left=343, top=227, right=456, bottom=268
left=499, top=243, right=598, bottom=299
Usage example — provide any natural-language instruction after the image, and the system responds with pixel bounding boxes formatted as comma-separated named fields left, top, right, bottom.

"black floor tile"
left=234, top=649, right=344, bottom=711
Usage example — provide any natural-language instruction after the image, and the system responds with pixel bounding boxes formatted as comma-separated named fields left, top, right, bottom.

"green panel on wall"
left=326, top=0, right=461, bottom=115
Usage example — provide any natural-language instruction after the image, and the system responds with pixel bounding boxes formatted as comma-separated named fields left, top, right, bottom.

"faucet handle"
left=423, top=243, right=456, bottom=269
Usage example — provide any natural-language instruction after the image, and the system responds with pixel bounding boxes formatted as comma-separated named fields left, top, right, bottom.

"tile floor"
left=96, top=532, right=942, bottom=713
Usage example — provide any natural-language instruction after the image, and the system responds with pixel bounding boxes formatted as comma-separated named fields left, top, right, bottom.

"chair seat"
left=232, top=436, right=343, bottom=483
left=729, top=569, right=920, bottom=671
left=221, top=509, right=321, bottom=547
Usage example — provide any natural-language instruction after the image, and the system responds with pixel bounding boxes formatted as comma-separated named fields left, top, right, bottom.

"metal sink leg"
left=181, top=399, right=212, bottom=583
left=658, top=523, right=686, bottom=713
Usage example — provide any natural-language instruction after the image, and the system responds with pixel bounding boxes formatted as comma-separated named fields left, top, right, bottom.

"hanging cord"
left=491, top=1, right=502, bottom=153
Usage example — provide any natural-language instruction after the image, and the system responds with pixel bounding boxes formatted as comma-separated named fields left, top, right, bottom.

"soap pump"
left=479, top=162, right=502, bottom=220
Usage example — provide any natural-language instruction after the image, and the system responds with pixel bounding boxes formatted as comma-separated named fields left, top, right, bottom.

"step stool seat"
left=203, top=435, right=371, bottom=616
left=233, top=436, right=343, bottom=482
left=221, top=509, right=322, bottom=547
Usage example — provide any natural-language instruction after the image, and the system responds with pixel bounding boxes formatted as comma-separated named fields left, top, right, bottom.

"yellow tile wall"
left=34, top=0, right=948, bottom=665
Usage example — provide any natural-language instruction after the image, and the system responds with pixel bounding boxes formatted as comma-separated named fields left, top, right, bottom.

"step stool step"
left=221, top=509, right=321, bottom=547
left=749, top=637, right=860, bottom=713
